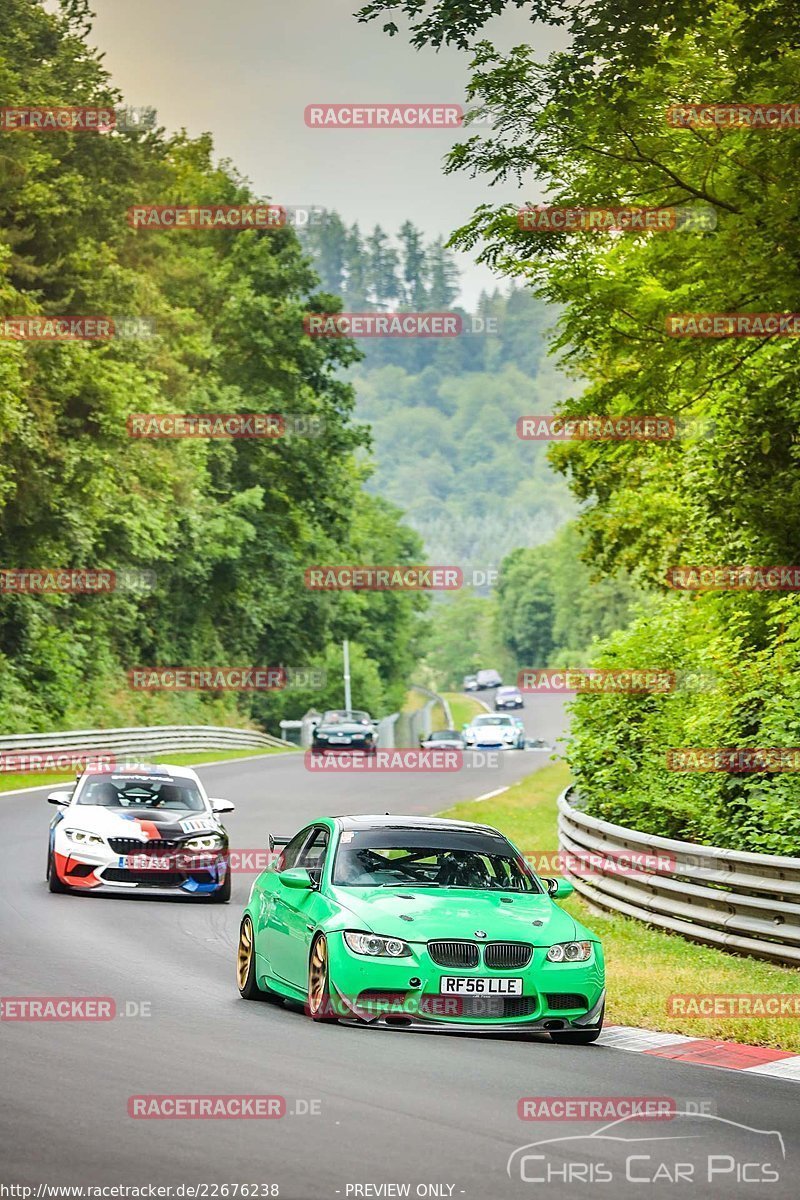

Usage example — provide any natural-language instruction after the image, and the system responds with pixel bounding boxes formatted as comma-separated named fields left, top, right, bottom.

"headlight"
left=343, top=931, right=411, bottom=957
left=64, top=829, right=105, bottom=846
left=546, top=941, right=592, bottom=963
left=184, top=834, right=224, bottom=850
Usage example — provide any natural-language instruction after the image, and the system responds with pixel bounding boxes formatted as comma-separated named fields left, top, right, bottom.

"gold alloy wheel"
left=237, top=918, right=254, bottom=991
left=308, top=935, right=328, bottom=1016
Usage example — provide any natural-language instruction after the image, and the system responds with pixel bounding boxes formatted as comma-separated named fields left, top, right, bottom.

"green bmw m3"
left=236, top=815, right=606, bottom=1041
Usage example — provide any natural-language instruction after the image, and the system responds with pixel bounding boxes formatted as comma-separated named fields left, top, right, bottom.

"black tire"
left=307, top=934, right=337, bottom=1021
left=237, top=916, right=277, bottom=1000
left=47, top=849, right=70, bottom=894
left=208, top=869, right=231, bottom=903
left=550, top=1005, right=604, bottom=1044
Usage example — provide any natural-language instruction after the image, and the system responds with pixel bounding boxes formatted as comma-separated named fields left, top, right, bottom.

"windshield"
left=76, top=773, right=206, bottom=812
left=473, top=715, right=514, bottom=727
left=321, top=710, right=371, bottom=725
left=333, top=828, right=540, bottom=891
left=426, top=730, right=462, bottom=741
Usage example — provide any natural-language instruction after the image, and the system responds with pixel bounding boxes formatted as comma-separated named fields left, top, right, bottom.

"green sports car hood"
left=329, top=885, right=580, bottom=946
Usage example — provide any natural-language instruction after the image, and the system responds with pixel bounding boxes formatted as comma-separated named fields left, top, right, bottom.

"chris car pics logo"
left=507, top=1112, right=784, bottom=1185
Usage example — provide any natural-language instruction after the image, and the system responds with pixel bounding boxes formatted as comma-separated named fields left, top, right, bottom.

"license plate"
left=440, top=977, right=523, bottom=996
left=329, top=736, right=351, bottom=744
left=119, top=854, right=174, bottom=870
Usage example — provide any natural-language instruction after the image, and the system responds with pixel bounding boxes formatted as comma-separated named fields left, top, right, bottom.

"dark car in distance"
left=475, top=669, right=503, bottom=690
left=311, top=709, right=377, bottom=755
left=419, top=729, right=466, bottom=750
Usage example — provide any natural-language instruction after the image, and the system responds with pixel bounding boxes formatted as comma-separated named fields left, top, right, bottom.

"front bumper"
left=51, top=846, right=229, bottom=896
left=312, top=741, right=376, bottom=753
left=325, top=933, right=605, bottom=1030
left=338, top=990, right=606, bottom=1034
left=465, top=740, right=516, bottom=750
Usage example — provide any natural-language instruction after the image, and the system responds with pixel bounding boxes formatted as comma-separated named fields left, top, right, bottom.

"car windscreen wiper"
left=440, top=884, right=541, bottom=894
left=377, top=880, right=439, bottom=887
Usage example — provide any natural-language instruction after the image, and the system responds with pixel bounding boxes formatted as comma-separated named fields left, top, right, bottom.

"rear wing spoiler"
left=268, top=834, right=291, bottom=852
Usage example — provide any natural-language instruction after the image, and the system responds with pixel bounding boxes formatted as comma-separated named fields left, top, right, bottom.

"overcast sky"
left=82, top=0, right=565, bottom=306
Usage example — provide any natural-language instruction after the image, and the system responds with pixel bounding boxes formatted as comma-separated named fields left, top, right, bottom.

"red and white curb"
left=598, top=1025, right=800, bottom=1081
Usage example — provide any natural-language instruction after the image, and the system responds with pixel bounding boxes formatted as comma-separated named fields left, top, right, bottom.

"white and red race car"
left=46, top=763, right=234, bottom=901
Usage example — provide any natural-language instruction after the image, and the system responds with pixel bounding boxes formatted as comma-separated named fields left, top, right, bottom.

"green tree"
left=358, top=0, right=800, bottom=851
left=366, top=225, right=402, bottom=308
left=399, top=220, right=429, bottom=308
left=426, top=236, right=460, bottom=309
left=0, top=0, right=422, bottom=734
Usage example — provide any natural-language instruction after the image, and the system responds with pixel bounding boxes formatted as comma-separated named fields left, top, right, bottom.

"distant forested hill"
left=300, top=215, right=577, bottom=567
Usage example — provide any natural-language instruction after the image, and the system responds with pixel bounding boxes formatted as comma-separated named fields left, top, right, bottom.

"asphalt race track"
left=1, top=691, right=798, bottom=1198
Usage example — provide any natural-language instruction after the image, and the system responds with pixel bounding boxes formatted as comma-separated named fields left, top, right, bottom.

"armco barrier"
left=0, top=724, right=291, bottom=764
left=557, top=786, right=800, bottom=966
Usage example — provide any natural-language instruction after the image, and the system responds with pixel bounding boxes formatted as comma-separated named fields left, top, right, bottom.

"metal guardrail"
left=557, top=786, right=800, bottom=967
left=401, top=685, right=453, bottom=744
left=0, top=724, right=292, bottom=758
left=376, top=712, right=400, bottom=749
left=409, top=685, right=453, bottom=730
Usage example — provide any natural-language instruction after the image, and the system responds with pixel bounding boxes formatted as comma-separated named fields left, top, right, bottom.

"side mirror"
left=279, top=867, right=314, bottom=890
left=210, top=799, right=235, bottom=814
left=546, top=877, right=574, bottom=899
left=47, top=791, right=72, bottom=806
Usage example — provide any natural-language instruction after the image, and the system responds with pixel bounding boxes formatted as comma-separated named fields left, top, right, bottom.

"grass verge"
left=403, top=688, right=450, bottom=733
left=442, top=692, right=486, bottom=728
left=439, top=760, right=800, bottom=1052
left=0, top=744, right=294, bottom=795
